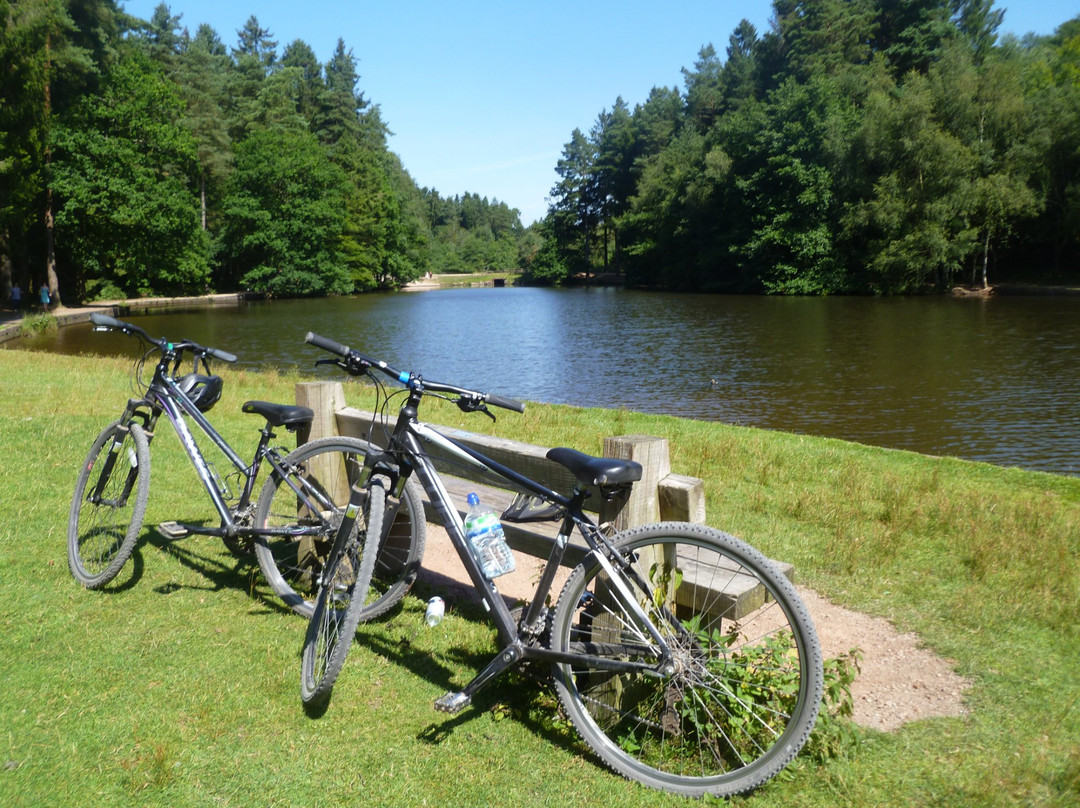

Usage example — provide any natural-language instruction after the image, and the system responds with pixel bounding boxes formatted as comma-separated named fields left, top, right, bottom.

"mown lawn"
left=1, top=348, right=1077, bottom=806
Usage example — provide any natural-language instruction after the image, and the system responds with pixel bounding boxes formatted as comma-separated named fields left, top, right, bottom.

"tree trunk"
left=43, top=32, right=60, bottom=306
left=44, top=187, right=60, bottom=305
left=981, top=228, right=991, bottom=289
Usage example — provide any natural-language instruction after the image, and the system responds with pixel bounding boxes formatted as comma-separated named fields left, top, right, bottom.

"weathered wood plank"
left=300, top=383, right=793, bottom=618
left=659, top=473, right=707, bottom=523
left=335, top=406, right=585, bottom=503
left=295, top=381, right=346, bottom=444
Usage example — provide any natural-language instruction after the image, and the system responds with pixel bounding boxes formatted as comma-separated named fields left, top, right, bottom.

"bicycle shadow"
left=140, top=523, right=276, bottom=608
left=87, top=540, right=147, bottom=593
left=350, top=582, right=588, bottom=761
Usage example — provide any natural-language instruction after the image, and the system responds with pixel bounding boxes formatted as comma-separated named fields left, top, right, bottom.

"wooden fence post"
left=659, top=474, right=707, bottom=524
left=294, top=381, right=349, bottom=503
left=295, top=381, right=345, bottom=444
left=599, top=434, right=670, bottom=531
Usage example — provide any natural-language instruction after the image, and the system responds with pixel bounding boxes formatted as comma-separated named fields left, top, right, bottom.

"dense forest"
left=0, top=0, right=531, bottom=304
left=539, top=0, right=1080, bottom=293
left=2, top=1, right=1079, bottom=304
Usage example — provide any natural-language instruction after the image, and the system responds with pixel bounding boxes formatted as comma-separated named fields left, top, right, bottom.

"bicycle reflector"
left=177, top=373, right=224, bottom=412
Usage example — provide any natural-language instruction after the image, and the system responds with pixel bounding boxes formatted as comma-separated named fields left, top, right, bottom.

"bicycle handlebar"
left=304, top=331, right=525, bottom=414
left=90, top=312, right=238, bottom=364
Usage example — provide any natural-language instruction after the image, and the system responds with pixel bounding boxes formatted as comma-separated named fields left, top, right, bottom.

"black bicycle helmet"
left=177, top=373, right=224, bottom=413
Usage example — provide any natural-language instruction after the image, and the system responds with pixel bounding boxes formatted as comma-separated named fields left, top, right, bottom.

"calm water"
left=10, top=287, right=1080, bottom=476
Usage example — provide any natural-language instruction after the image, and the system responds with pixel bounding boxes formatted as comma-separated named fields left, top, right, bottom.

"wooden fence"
left=294, top=381, right=795, bottom=617
left=294, top=381, right=706, bottom=568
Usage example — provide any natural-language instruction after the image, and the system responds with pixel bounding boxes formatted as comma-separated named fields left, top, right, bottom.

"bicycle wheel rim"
left=550, top=523, right=823, bottom=797
left=255, top=438, right=425, bottom=619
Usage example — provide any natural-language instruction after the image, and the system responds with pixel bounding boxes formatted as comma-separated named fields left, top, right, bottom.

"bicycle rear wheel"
left=549, top=522, right=823, bottom=798
left=253, top=437, right=425, bottom=619
left=68, top=421, right=151, bottom=588
left=300, top=477, right=385, bottom=707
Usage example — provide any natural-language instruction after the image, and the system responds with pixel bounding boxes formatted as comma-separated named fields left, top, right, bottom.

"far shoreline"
left=4, top=278, right=1078, bottom=345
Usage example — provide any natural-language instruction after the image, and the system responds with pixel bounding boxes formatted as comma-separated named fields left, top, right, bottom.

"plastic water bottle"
left=464, top=492, right=516, bottom=579
left=424, top=596, right=445, bottom=627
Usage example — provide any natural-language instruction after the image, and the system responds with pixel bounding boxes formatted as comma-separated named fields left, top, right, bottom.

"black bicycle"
left=67, top=314, right=426, bottom=649
left=303, top=331, right=824, bottom=799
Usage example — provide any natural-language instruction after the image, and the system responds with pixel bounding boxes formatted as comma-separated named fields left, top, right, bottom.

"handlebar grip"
left=90, top=312, right=126, bottom=329
left=305, top=331, right=351, bottom=357
left=486, top=393, right=525, bottom=413
left=208, top=347, right=237, bottom=364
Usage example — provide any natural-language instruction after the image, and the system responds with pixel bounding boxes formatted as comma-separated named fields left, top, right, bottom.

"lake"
left=9, top=286, right=1080, bottom=477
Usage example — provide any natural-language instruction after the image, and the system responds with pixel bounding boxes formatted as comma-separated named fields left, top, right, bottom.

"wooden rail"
left=295, top=381, right=792, bottom=615
left=294, top=381, right=705, bottom=565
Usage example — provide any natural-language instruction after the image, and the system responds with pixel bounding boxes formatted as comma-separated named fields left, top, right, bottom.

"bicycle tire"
left=300, top=477, right=385, bottom=707
left=549, top=522, right=823, bottom=798
left=253, top=437, right=426, bottom=619
left=68, top=421, right=151, bottom=588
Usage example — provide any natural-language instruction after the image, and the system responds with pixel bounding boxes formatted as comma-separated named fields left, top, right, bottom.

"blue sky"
left=122, top=1, right=1077, bottom=225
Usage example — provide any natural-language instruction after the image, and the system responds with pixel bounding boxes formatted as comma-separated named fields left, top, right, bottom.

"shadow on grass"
left=133, top=523, right=593, bottom=765
left=141, top=522, right=288, bottom=613
left=90, top=541, right=146, bottom=592
left=352, top=581, right=589, bottom=764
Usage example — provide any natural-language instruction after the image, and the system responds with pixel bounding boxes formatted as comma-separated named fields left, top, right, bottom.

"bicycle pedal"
left=434, top=692, right=470, bottom=714
left=157, top=521, right=189, bottom=540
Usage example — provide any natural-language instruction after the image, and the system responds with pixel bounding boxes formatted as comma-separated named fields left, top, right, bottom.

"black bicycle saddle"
left=546, top=447, right=643, bottom=487
left=242, top=400, right=315, bottom=429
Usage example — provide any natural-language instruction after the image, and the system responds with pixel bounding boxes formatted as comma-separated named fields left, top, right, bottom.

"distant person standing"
left=39, top=284, right=50, bottom=310
left=9, top=283, right=21, bottom=311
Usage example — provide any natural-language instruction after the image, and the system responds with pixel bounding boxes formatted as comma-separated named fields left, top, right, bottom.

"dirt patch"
left=415, top=524, right=970, bottom=731
left=796, top=587, right=970, bottom=730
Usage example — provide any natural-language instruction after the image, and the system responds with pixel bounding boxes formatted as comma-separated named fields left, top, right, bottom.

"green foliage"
left=16, top=312, right=57, bottom=336
left=422, top=190, right=524, bottom=276
left=545, top=1, right=1080, bottom=293
left=803, top=649, right=861, bottom=763
left=521, top=229, right=569, bottom=285
left=218, top=127, right=350, bottom=297
left=0, top=5, right=520, bottom=303
left=50, top=46, right=210, bottom=298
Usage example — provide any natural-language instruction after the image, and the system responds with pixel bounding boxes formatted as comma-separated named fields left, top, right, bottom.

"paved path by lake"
left=0, top=293, right=246, bottom=344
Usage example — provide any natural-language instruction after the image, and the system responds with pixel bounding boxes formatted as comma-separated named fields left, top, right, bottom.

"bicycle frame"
left=120, top=372, right=340, bottom=542
left=380, top=405, right=676, bottom=707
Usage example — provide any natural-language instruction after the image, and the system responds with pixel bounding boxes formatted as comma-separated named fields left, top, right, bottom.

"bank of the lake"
left=0, top=292, right=248, bottom=345
left=1, top=347, right=1077, bottom=807
left=0, top=275, right=507, bottom=342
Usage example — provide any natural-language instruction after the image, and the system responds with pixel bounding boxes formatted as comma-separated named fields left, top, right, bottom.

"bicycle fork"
left=315, top=463, right=381, bottom=596
left=88, top=425, right=141, bottom=507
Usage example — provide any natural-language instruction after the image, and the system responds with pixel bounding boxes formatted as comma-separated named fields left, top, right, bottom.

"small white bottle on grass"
left=424, top=596, right=445, bottom=627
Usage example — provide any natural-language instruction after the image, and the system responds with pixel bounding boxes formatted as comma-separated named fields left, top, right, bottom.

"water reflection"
left=10, top=287, right=1079, bottom=476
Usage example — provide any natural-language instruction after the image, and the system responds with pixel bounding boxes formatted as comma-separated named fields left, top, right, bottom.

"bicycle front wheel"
left=300, top=477, right=385, bottom=707
left=68, top=420, right=151, bottom=588
left=253, top=437, right=426, bottom=619
left=549, top=522, right=823, bottom=798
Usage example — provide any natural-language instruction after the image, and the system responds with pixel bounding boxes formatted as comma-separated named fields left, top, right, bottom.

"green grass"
left=1, top=348, right=1078, bottom=806
left=15, top=312, right=57, bottom=336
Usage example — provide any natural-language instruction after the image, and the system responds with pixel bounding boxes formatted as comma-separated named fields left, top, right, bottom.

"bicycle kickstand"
left=434, top=643, right=524, bottom=714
